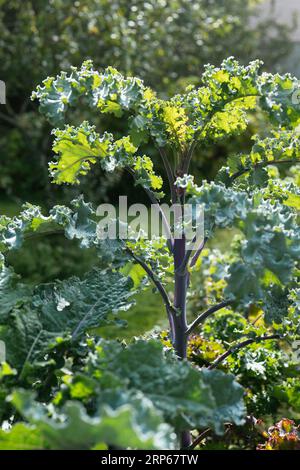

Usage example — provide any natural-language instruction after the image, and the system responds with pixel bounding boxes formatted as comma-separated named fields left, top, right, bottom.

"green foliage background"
left=0, top=0, right=295, bottom=206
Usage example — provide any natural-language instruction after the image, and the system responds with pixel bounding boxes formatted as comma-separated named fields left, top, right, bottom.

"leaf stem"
left=157, top=146, right=177, bottom=203
left=175, top=236, right=207, bottom=275
left=230, top=159, right=300, bottom=182
left=188, top=428, right=211, bottom=450
left=125, top=247, right=175, bottom=316
left=182, top=93, right=260, bottom=174
left=185, top=300, right=232, bottom=336
left=208, top=334, right=283, bottom=370
left=189, top=236, right=208, bottom=268
left=127, top=167, right=174, bottom=252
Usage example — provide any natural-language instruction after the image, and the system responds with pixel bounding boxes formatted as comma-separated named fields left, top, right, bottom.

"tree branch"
left=208, top=334, right=283, bottom=370
left=185, top=300, right=232, bottom=336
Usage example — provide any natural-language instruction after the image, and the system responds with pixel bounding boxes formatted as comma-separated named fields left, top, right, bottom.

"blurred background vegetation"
left=0, top=0, right=299, bottom=335
left=0, top=0, right=297, bottom=206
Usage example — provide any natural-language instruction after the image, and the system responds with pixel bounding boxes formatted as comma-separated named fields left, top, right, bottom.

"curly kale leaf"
left=75, top=339, right=246, bottom=434
left=3, top=389, right=174, bottom=450
left=0, top=266, right=135, bottom=369
left=188, top=181, right=300, bottom=319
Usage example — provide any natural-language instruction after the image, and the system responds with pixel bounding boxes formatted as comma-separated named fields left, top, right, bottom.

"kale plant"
left=0, top=58, right=300, bottom=450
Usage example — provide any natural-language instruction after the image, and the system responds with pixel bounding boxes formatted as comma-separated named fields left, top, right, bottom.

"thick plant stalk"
left=173, top=236, right=189, bottom=359
left=172, top=235, right=191, bottom=448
